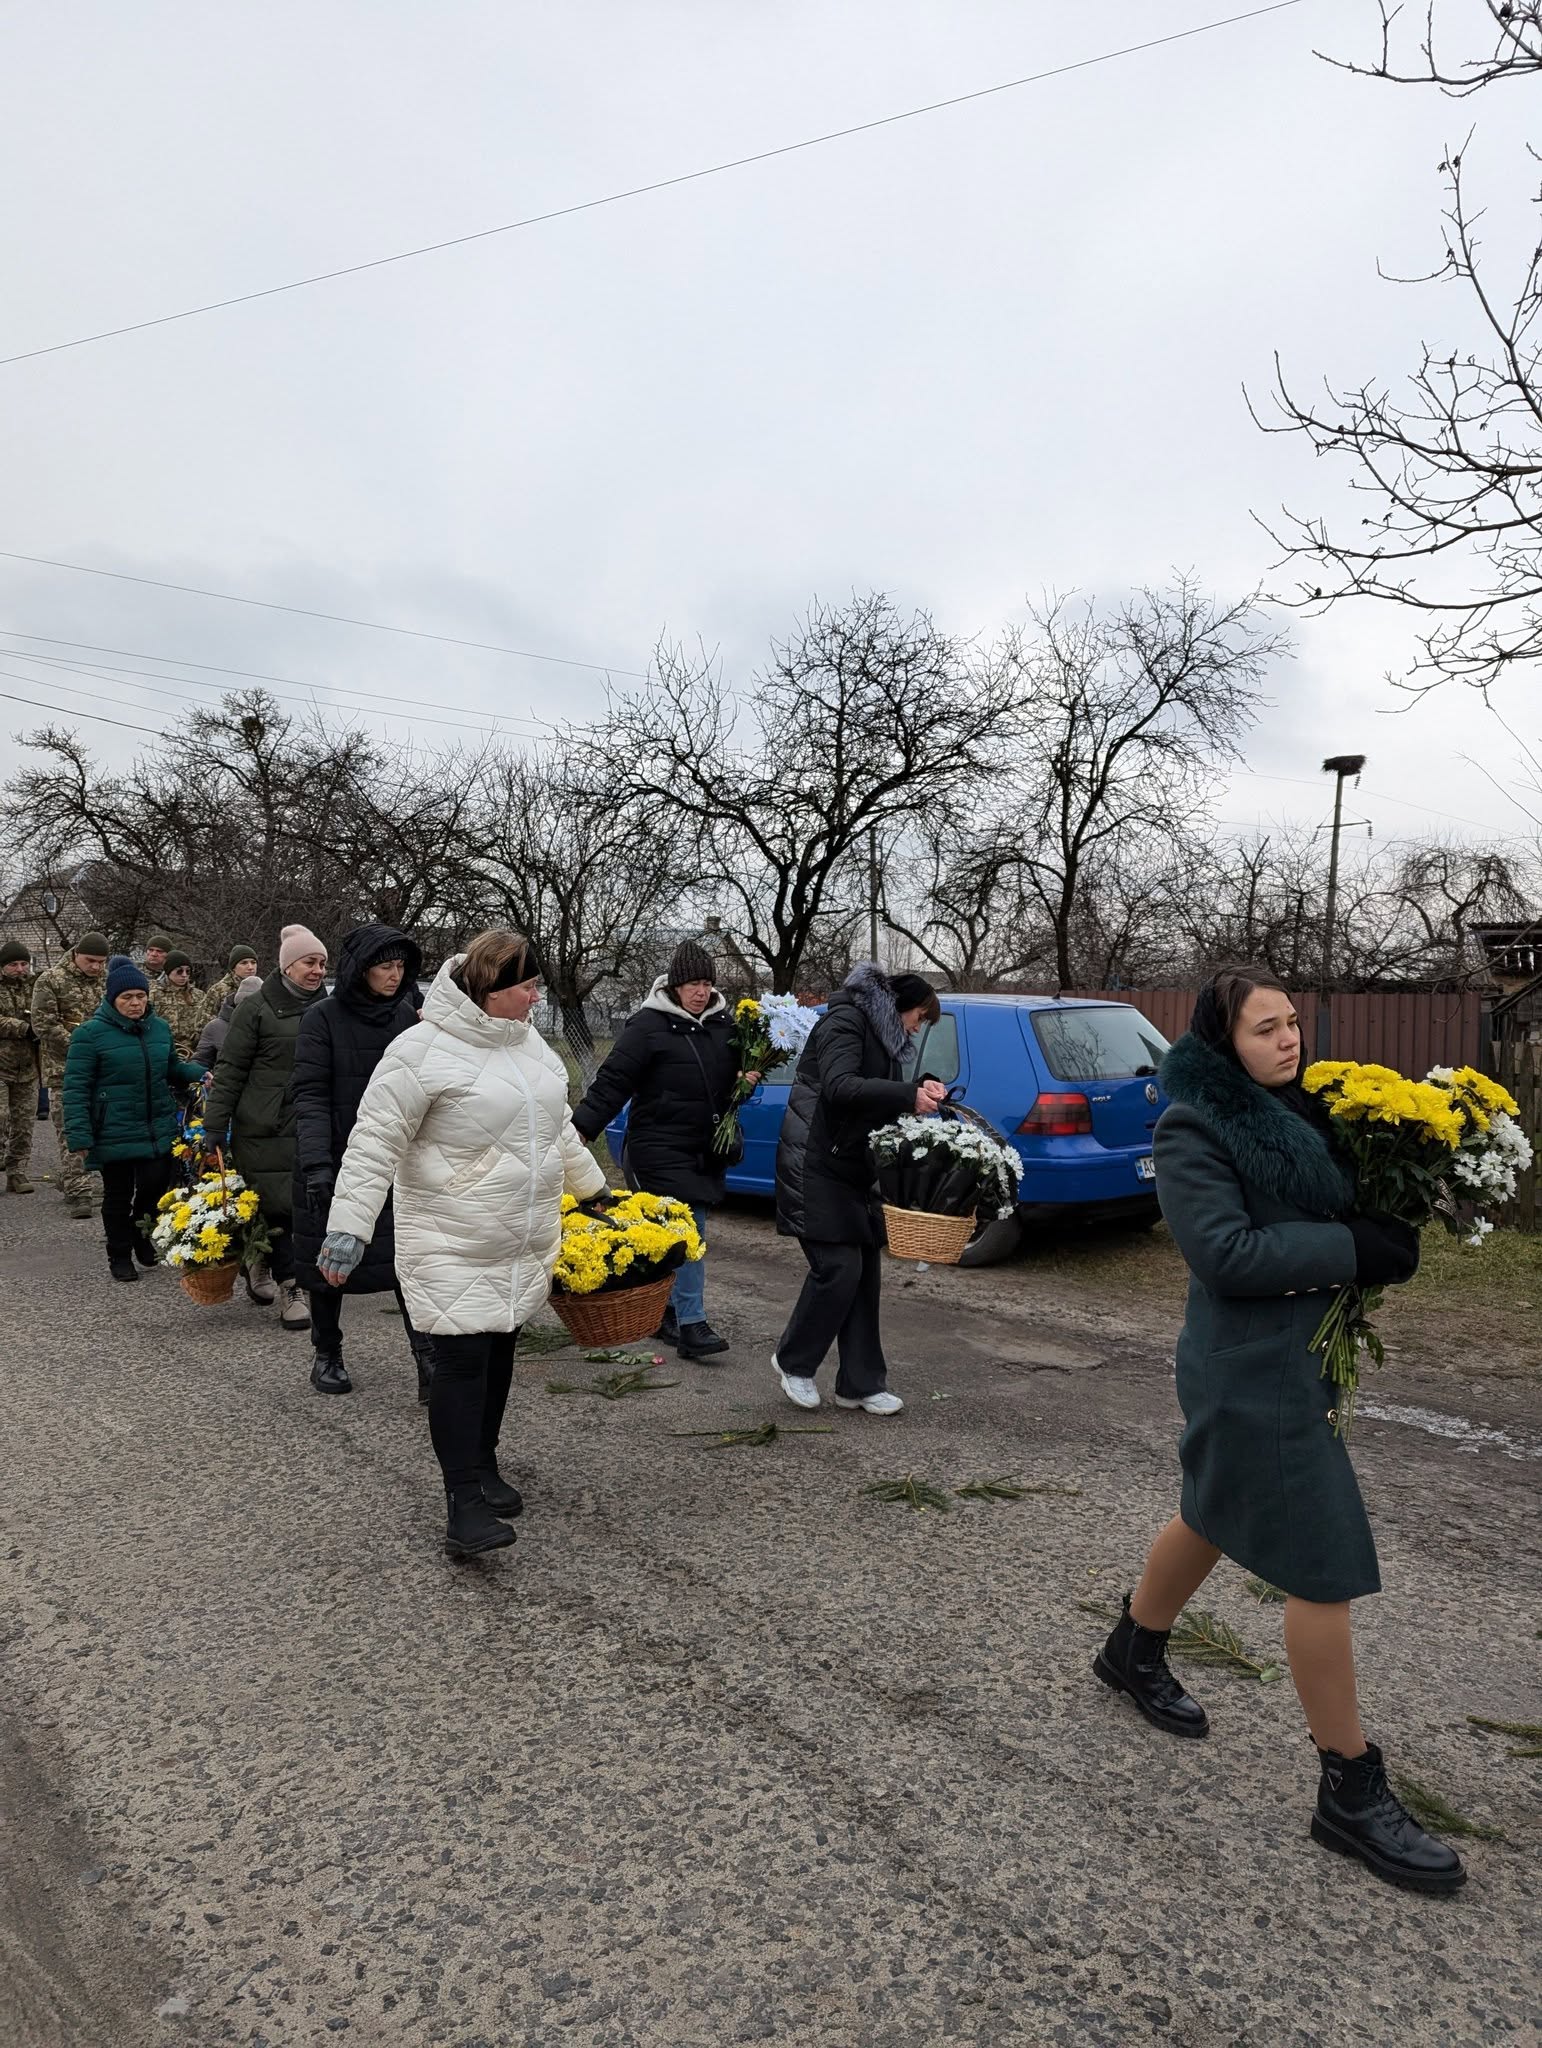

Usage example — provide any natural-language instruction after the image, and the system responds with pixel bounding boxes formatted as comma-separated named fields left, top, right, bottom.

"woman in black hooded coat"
left=772, top=962, right=944, bottom=1415
left=290, top=923, right=433, bottom=1400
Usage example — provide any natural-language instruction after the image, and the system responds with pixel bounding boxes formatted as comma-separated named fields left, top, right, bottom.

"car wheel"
left=957, top=1212, right=1024, bottom=1268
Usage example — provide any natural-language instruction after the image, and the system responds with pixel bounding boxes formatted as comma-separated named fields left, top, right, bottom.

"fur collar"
left=1159, top=1032, right=1353, bottom=1218
left=641, top=976, right=727, bottom=1025
left=841, top=961, right=908, bottom=1060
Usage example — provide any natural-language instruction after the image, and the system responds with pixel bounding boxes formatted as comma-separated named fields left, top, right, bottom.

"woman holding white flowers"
left=773, top=963, right=944, bottom=1416
left=572, top=939, right=752, bottom=1361
left=318, top=929, right=606, bottom=1560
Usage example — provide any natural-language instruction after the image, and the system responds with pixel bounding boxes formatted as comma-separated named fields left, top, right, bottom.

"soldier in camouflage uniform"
left=153, top=952, right=209, bottom=1059
left=31, top=931, right=110, bottom=1216
left=204, top=941, right=259, bottom=1018
left=0, top=939, right=39, bottom=1193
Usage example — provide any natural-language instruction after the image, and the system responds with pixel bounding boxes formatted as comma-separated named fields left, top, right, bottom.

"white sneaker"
left=773, top=1355, right=821, bottom=1410
left=834, top=1390, right=905, bottom=1416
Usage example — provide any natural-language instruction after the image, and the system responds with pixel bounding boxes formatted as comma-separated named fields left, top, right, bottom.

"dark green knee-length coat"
left=204, top=971, right=326, bottom=1226
left=1154, top=1033, right=1377, bottom=1603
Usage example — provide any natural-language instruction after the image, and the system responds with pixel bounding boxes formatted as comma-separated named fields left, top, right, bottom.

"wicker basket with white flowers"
left=868, top=1108, right=1024, bottom=1266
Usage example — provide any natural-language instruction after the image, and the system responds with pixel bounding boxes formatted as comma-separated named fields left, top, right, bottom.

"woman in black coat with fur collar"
left=772, top=962, right=944, bottom=1417
left=290, top=923, right=434, bottom=1401
left=1094, top=964, right=1463, bottom=1895
left=572, top=941, right=745, bottom=1360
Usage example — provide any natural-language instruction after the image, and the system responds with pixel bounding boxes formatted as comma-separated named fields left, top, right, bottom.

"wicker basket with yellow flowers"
left=551, top=1190, right=705, bottom=1345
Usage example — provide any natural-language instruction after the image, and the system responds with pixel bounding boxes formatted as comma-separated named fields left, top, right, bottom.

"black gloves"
left=305, top=1166, right=337, bottom=1205
left=1348, top=1213, right=1421, bottom=1287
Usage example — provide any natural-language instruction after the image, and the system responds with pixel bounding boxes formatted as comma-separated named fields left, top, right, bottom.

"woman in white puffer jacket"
left=319, top=930, right=605, bottom=1558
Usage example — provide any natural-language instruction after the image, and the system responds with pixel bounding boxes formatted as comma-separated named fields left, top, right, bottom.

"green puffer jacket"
left=61, top=1001, right=204, bottom=1166
left=204, top=971, right=326, bottom=1222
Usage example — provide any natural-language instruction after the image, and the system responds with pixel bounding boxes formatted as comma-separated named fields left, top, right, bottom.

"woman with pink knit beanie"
left=206, top=923, right=330, bottom=1329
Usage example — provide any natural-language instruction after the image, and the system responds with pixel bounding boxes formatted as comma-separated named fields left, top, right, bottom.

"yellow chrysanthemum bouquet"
left=1303, top=1060, right=1532, bottom=1431
left=551, top=1189, right=706, bottom=1344
left=151, top=1166, right=272, bottom=1304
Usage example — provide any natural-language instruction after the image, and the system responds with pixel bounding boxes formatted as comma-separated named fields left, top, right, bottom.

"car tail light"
left=1017, top=1091, right=1093, bottom=1137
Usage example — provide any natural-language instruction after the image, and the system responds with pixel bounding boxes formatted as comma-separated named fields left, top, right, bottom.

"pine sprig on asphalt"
left=1245, top=1576, right=1287, bottom=1604
left=863, top=1475, right=953, bottom=1514
left=1466, top=1714, right=1542, bottom=1759
left=1077, top=1599, right=1281, bottom=1682
left=953, top=1476, right=1083, bottom=1502
left=546, top=1363, right=679, bottom=1399
left=1392, top=1774, right=1507, bottom=1841
left=671, top=1423, right=833, bottom=1447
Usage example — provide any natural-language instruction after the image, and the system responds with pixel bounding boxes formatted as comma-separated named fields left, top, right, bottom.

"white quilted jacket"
left=327, top=958, right=605, bottom=1336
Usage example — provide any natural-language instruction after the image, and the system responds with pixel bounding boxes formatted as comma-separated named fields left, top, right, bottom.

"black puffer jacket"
left=290, top=923, right=421, bottom=1293
left=572, top=980, right=740, bottom=1208
left=775, top=964, right=916, bottom=1244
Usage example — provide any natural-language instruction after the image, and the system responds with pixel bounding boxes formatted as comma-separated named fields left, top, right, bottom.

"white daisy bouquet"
left=868, top=1113, right=1024, bottom=1220
left=150, top=1166, right=272, bottom=1271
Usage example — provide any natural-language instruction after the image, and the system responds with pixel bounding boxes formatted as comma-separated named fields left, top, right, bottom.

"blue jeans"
left=669, top=1207, right=709, bottom=1323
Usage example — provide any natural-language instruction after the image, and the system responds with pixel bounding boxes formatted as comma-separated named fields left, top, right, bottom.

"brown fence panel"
left=1494, top=1039, right=1540, bottom=1234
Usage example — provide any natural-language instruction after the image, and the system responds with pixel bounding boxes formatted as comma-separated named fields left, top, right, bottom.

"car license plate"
left=1135, top=1155, right=1156, bottom=1181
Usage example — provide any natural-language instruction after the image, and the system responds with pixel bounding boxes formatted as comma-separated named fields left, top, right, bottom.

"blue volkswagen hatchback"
left=603, top=994, right=1169, bottom=1264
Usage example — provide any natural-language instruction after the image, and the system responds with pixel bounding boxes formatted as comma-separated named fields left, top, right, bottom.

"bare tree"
left=1322, top=2, right=1542, bottom=94
left=1257, top=3, right=1542, bottom=694
left=579, top=594, right=1019, bottom=990
left=985, top=581, right=1278, bottom=988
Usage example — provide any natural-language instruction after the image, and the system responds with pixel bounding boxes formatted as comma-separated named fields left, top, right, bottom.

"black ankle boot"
left=677, top=1319, right=730, bottom=1359
left=309, top=1351, right=353, bottom=1396
left=1094, top=1593, right=1209, bottom=1738
left=444, top=1486, right=517, bottom=1558
left=1311, top=1743, right=1467, bottom=1893
left=480, top=1462, right=525, bottom=1520
left=133, top=1237, right=157, bottom=1267
left=656, top=1305, right=680, bottom=1344
left=108, top=1253, right=140, bottom=1284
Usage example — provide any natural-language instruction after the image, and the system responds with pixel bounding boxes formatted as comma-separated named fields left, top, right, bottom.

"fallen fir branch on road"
left=864, top=1476, right=953, bottom=1514
left=1078, top=1600, right=1282, bottom=1683
left=953, top=1476, right=1083, bottom=1502
left=515, top=1324, right=576, bottom=1355
left=546, top=1363, right=679, bottom=1400
left=1466, top=1714, right=1542, bottom=1759
left=671, top=1423, right=834, bottom=1447
left=1245, top=1576, right=1287, bottom=1604
left=1392, top=1774, right=1507, bottom=1841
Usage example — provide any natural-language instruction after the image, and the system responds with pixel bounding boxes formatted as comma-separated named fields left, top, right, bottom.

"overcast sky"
left=2, top=0, right=1537, bottom=866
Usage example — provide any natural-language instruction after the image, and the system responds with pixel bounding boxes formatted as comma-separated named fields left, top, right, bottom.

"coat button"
left=1326, top=1408, right=1339, bottom=1427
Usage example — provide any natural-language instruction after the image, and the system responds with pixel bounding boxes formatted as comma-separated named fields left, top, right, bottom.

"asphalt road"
left=3, top=1138, right=1539, bottom=2048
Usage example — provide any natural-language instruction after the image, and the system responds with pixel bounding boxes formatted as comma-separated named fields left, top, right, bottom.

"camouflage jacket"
left=0, top=971, right=38, bottom=1082
left=31, top=961, right=104, bottom=1084
left=153, top=980, right=209, bottom=1059
left=204, top=970, right=245, bottom=1014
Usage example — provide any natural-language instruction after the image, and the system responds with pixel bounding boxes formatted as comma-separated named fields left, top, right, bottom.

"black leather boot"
left=1311, top=1743, right=1467, bottom=1893
left=133, top=1237, right=157, bottom=1267
left=677, top=1319, right=730, bottom=1359
left=480, top=1462, right=525, bottom=1520
left=108, top=1253, right=140, bottom=1284
left=445, top=1486, right=516, bottom=1558
left=1094, top=1593, right=1210, bottom=1738
left=309, top=1350, right=353, bottom=1396
left=656, top=1305, right=680, bottom=1345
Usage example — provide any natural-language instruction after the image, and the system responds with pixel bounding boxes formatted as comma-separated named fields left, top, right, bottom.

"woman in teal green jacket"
left=62, top=955, right=204, bottom=1282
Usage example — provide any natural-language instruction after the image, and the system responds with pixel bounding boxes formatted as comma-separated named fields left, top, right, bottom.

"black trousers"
left=428, top=1329, right=519, bottom=1494
left=267, top=1230, right=296, bottom=1286
left=99, top=1154, right=174, bottom=1261
left=309, top=1280, right=422, bottom=1356
left=776, top=1239, right=888, bottom=1398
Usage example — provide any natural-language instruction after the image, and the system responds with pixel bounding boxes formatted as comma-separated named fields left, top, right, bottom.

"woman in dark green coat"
left=1094, top=964, right=1465, bottom=1896
left=205, top=926, right=329, bottom=1331
left=61, top=956, right=203, bottom=1282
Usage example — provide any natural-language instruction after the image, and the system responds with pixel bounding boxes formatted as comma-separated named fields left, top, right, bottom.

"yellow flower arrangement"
left=553, top=1189, right=705, bottom=1296
left=148, top=1165, right=271, bottom=1274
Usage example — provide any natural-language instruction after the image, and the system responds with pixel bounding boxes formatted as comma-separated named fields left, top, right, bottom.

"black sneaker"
left=108, top=1255, right=140, bottom=1284
left=1311, top=1744, right=1467, bottom=1894
left=677, top=1319, right=730, bottom=1359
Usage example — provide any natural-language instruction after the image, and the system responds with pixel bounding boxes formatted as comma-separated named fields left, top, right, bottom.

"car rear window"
left=1031, top=1006, right=1168, bottom=1081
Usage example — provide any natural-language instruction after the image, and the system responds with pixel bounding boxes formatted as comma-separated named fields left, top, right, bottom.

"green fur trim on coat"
left=1158, top=1032, right=1353, bottom=1219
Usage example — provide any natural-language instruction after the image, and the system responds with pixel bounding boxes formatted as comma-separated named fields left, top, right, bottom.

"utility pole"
left=1318, top=752, right=1366, bottom=1058
left=868, top=828, right=880, bottom=961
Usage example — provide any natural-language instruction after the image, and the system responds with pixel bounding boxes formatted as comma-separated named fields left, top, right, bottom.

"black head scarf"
left=1188, top=976, right=1325, bottom=1131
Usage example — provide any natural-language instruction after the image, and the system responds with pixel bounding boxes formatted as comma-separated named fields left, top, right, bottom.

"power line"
left=0, top=550, right=648, bottom=676
left=0, top=4, right=1305, bottom=370
left=4, top=647, right=550, bottom=739
left=0, top=680, right=167, bottom=739
left=1232, top=767, right=1502, bottom=836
